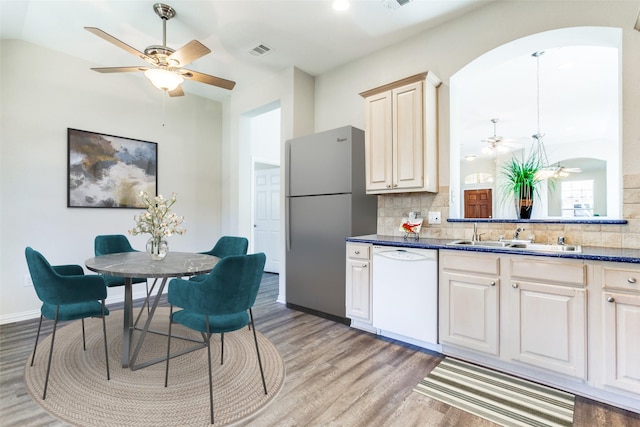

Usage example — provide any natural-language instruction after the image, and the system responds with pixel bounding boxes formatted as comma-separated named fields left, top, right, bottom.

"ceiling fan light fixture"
left=144, top=68, right=184, bottom=91
left=332, top=0, right=350, bottom=11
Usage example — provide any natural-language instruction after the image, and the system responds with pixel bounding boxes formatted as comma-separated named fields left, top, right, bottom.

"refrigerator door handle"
left=286, top=196, right=291, bottom=251
left=285, top=142, right=291, bottom=198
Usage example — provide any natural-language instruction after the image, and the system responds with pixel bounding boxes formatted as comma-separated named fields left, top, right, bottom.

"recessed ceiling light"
left=333, top=0, right=350, bottom=11
left=465, top=155, right=477, bottom=161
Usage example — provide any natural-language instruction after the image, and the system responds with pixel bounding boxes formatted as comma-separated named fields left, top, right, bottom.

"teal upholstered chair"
left=164, top=253, right=267, bottom=424
left=95, top=234, right=151, bottom=311
left=94, top=234, right=149, bottom=288
left=25, top=247, right=110, bottom=400
left=194, top=236, right=250, bottom=287
left=199, top=236, right=249, bottom=258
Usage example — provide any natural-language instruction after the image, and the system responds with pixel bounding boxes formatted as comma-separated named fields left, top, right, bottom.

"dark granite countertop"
left=346, top=234, right=640, bottom=264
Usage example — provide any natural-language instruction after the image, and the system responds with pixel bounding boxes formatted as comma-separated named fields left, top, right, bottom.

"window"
left=464, top=172, right=493, bottom=185
left=561, top=180, right=594, bottom=217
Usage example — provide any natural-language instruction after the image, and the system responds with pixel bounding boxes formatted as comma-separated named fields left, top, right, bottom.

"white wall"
left=313, top=0, right=640, bottom=183
left=225, top=66, right=314, bottom=303
left=0, top=40, right=224, bottom=322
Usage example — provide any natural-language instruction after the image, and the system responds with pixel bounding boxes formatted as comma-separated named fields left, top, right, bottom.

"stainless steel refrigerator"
left=285, top=126, right=378, bottom=321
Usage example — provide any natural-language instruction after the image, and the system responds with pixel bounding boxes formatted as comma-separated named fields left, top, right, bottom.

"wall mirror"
left=449, top=27, right=621, bottom=221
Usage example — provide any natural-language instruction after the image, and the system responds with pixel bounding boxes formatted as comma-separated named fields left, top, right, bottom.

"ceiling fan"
left=85, top=3, right=235, bottom=97
left=480, top=118, right=519, bottom=154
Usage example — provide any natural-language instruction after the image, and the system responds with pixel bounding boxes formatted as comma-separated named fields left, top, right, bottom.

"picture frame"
left=67, top=128, right=158, bottom=208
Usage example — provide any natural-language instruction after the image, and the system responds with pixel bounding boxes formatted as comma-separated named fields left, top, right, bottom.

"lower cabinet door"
left=346, top=259, right=371, bottom=322
left=439, top=271, right=499, bottom=355
left=509, top=280, right=587, bottom=379
left=603, top=291, right=640, bottom=394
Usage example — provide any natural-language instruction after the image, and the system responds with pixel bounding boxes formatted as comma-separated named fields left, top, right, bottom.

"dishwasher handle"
left=373, top=249, right=436, bottom=262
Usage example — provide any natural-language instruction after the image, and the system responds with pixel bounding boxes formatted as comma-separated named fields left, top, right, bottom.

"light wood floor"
left=1, top=273, right=639, bottom=426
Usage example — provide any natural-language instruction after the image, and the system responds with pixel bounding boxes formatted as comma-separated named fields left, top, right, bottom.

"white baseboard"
left=0, top=287, right=158, bottom=325
left=0, top=309, right=41, bottom=325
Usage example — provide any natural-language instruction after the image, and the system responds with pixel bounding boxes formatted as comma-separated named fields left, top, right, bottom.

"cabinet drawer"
left=509, top=258, right=586, bottom=286
left=347, top=244, right=370, bottom=260
left=603, top=267, right=640, bottom=292
left=441, top=252, right=500, bottom=275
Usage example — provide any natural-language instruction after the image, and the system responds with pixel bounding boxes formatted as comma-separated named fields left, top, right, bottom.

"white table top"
left=85, top=251, right=219, bottom=279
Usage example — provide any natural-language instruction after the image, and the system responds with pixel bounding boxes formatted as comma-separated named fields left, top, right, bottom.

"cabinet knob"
left=361, top=264, right=367, bottom=268
left=628, top=277, right=637, bottom=284
left=354, top=250, right=360, bottom=255
left=386, top=184, right=392, bottom=188
left=490, top=281, right=496, bottom=286
left=512, top=282, right=519, bottom=289
left=607, top=296, right=615, bottom=303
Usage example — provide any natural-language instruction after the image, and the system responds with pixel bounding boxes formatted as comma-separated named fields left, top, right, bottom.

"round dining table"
left=85, top=251, right=219, bottom=369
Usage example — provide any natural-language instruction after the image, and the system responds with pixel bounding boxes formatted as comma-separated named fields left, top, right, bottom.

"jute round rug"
left=24, top=308, right=285, bottom=426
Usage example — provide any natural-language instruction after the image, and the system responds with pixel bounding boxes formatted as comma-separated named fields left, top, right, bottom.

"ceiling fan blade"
left=90, top=66, right=148, bottom=73
left=85, top=27, right=156, bottom=65
left=168, top=86, right=185, bottom=97
left=168, top=40, right=211, bottom=67
left=180, top=69, right=236, bottom=90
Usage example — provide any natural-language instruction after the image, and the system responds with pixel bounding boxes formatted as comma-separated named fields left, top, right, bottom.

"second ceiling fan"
left=85, top=3, right=235, bottom=97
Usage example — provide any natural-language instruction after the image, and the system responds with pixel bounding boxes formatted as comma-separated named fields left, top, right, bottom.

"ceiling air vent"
left=381, top=0, right=412, bottom=10
left=249, top=43, right=273, bottom=57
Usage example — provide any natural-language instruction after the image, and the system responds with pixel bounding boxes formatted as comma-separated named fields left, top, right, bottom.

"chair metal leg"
left=43, top=306, right=60, bottom=400
left=81, top=318, right=86, bottom=351
left=31, top=315, right=44, bottom=367
left=101, top=300, right=110, bottom=381
left=249, top=309, right=267, bottom=395
left=206, top=317, right=214, bottom=424
left=164, top=305, right=174, bottom=388
left=220, top=333, right=224, bottom=365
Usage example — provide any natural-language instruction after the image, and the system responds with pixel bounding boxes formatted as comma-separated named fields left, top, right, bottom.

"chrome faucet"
left=514, top=227, right=525, bottom=240
left=472, top=223, right=484, bottom=242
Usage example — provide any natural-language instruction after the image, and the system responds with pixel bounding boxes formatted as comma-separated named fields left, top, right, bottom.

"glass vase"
left=146, top=237, right=168, bottom=261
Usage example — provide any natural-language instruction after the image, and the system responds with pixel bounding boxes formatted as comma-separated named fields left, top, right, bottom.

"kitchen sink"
left=447, top=240, right=582, bottom=253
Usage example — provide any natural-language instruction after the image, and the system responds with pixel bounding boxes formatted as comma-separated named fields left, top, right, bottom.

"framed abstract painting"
left=67, top=128, right=158, bottom=208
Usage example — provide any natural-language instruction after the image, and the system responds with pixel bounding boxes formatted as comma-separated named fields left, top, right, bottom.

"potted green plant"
left=499, top=152, right=544, bottom=219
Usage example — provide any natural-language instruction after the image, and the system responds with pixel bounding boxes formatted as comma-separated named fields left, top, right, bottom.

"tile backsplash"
left=376, top=174, right=640, bottom=249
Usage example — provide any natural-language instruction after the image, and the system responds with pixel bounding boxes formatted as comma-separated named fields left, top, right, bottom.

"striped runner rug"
left=414, top=357, right=575, bottom=427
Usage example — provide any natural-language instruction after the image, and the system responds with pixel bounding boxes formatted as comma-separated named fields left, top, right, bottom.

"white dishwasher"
left=372, top=245, right=439, bottom=351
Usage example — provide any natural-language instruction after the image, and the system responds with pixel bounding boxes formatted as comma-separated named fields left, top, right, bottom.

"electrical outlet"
left=24, top=273, right=33, bottom=287
left=428, top=211, right=441, bottom=225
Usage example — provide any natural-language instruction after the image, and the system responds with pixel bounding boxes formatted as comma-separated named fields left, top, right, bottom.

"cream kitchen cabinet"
left=439, top=250, right=588, bottom=379
left=439, top=250, right=500, bottom=355
left=360, top=72, right=441, bottom=194
left=345, top=243, right=375, bottom=332
left=506, top=257, right=588, bottom=379
left=598, top=264, right=640, bottom=395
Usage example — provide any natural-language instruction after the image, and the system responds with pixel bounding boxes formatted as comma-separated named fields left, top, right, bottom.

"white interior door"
left=254, top=166, right=280, bottom=273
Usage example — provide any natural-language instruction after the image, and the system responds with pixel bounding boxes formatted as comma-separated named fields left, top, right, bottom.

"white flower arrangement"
left=128, top=192, right=186, bottom=242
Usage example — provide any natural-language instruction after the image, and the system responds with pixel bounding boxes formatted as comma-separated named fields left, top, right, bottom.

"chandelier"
left=530, top=51, right=575, bottom=180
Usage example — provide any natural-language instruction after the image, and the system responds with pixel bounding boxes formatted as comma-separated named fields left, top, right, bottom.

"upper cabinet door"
left=393, top=81, right=424, bottom=190
left=364, top=91, right=393, bottom=192
left=360, top=72, right=441, bottom=195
